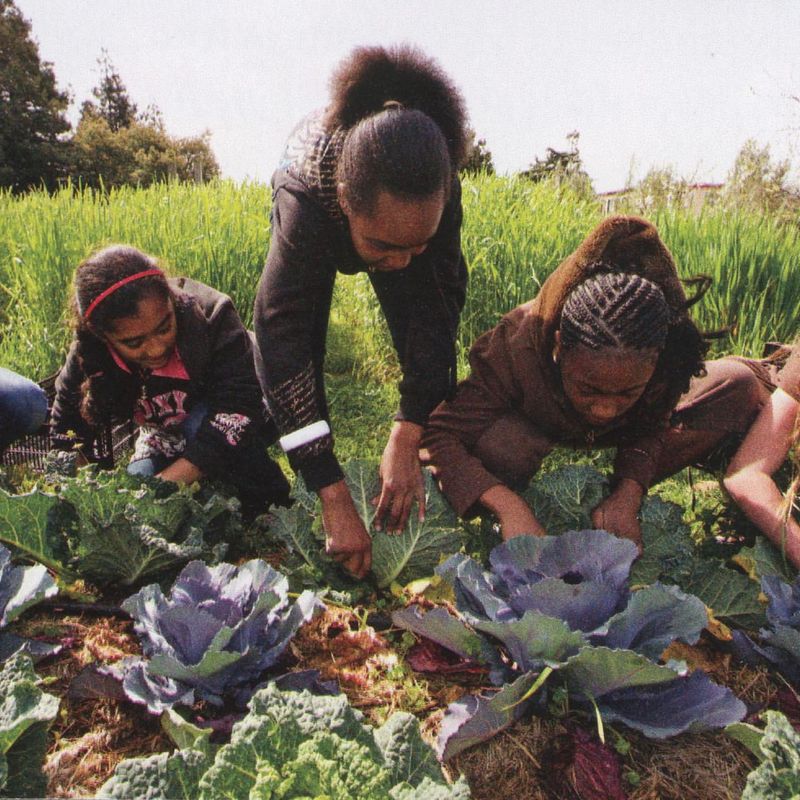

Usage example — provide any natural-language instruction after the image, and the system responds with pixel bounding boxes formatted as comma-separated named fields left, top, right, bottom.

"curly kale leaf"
left=98, top=685, right=471, bottom=799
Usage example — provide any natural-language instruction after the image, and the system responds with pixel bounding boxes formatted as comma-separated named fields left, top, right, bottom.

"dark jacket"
left=254, top=110, right=467, bottom=492
left=51, top=277, right=268, bottom=477
left=422, top=216, right=698, bottom=517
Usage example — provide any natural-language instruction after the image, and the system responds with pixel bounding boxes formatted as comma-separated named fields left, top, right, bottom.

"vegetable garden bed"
left=2, top=460, right=800, bottom=799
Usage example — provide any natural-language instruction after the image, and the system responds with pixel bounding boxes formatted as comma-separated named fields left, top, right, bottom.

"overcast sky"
left=15, top=0, right=800, bottom=192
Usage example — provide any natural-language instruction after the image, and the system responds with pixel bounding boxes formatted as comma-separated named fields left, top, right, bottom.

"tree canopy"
left=0, top=0, right=71, bottom=191
left=0, top=1, right=219, bottom=192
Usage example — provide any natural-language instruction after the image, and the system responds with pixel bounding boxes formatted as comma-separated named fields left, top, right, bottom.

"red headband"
left=83, top=269, right=163, bottom=321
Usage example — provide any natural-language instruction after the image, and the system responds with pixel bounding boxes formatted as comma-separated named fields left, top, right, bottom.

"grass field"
left=2, top=174, right=799, bottom=468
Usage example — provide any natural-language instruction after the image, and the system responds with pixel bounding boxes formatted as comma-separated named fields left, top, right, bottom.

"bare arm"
left=724, top=388, right=800, bottom=568
left=157, top=457, right=203, bottom=485
left=480, top=484, right=546, bottom=540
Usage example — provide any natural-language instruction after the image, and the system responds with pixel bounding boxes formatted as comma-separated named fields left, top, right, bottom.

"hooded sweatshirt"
left=51, top=278, right=268, bottom=476
left=422, top=215, right=698, bottom=518
left=254, top=109, right=467, bottom=493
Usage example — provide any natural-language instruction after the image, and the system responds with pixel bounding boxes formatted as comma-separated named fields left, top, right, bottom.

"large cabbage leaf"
left=395, top=530, right=745, bottom=757
left=522, top=464, right=608, bottom=533
left=61, top=468, right=237, bottom=586
left=0, top=468, right=239, bottom=587
left=0, top=487, right=71, bottom=576
left=97, top=685, right=471, bottom=799
left=268, top=460, right=468, bottom=591
left=110, top=559, right=323, bottom=712
left=344, top=460, right=467, bottom=588
left=0, top=652, right=60, bottom=797
left=514, top=465, right=766, bottom=630
left=0, top=544, right=58, bottom=663
left=731, top=573, right=800, bottom=684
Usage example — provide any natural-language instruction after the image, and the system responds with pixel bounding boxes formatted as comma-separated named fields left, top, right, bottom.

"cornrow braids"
left=559, top=270, right=669, bottom=352
left=326, top=45, right=469, bottom=214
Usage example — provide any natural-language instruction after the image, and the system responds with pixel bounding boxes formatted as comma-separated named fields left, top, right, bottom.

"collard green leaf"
left=522, top=465, right=607, bottom=534
left=0, top=488, right=71, bottom=576
left=629, top=495, right=696, bottom=586
left=742, top=711, right=800, bottom=799
left=267, top=501, right=374, bottom=604
left=735, top=537, right=797, bottom=585
left=680, top=558, right=765, bottom=630
left=0, top=652, right=59, bottom=797
left=344, top=460, right=466, bottom=588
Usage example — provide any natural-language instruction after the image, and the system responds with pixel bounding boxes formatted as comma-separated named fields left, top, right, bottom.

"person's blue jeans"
left=0, top=368, right=48, bottom=451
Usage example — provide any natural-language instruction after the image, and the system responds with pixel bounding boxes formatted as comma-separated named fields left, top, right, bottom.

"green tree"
left=620, top=165, right=692, bottom=213
left=0, top=0, right=71, bottom=191
left=723, top=139, right=795, bottom=215
left=79, top=50, right=137, bottom=132
left=521, top=131, right=593, bottom=196
left=70, top=52, right=219, bottom=189
left=461, top=129, right=495, bottom=174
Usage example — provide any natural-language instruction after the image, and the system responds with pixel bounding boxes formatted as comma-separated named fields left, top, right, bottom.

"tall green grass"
left=1, top=175, right=799, bottom=382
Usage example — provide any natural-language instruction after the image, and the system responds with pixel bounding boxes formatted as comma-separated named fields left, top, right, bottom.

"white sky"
left=14, top=0, right=800, bottom=192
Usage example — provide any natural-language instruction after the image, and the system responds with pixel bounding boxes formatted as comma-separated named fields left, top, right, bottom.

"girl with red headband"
left=50, top=245, right=290, bottom=516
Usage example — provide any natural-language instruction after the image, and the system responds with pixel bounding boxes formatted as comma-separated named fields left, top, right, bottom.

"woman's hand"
left=320, top=480, right=373, bottom=579
left=374, top=421, right=425, bottom=533
left=480, top=484, right=546, bottom=539
left=591, top=478, right=644, bottom=553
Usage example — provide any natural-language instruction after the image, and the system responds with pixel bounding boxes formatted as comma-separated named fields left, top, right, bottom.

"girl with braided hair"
left=254, top=45, right=470, bottom=578
left=50, top=245, right=290, bottom=516
left=422, top=215, right=776, bottom=550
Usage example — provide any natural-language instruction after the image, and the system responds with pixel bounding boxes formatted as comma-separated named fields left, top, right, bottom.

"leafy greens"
left=97, top=684, right=471, bottom=799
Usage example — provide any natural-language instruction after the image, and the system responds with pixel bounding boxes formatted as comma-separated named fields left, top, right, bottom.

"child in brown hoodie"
left=422, top=215, right=778, bottom=551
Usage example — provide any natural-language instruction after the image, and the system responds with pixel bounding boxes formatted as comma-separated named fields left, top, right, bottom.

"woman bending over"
left=254, top=45, right=471, bottom=577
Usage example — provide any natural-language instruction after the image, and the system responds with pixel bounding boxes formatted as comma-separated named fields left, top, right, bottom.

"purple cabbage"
left=732, top=574, right=800, bottom=685
left=0, top=544, right=59, bottom=662
left=110, top=559, right=323, bottom=712
left=393, top=530, right=746, bottom=758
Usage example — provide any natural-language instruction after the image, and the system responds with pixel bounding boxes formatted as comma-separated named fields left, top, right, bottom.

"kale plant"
left=110, top=559, right=323, bottom=712
left=0, top=652, right=60, bottom=797
left=97, top=684, right=471, bottom=799
left=0, top=466, right=240, bottom=587
left=394, top=530, right=746, bottom=759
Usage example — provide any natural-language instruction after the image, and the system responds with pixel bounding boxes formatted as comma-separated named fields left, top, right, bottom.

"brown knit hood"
left=526, top=215, right=688, bottom=356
